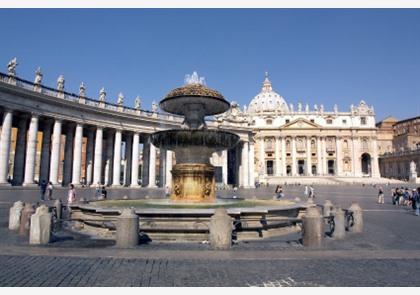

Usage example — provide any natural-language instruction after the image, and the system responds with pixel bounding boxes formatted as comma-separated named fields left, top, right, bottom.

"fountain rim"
left=159, top=95, right=230, bottom=116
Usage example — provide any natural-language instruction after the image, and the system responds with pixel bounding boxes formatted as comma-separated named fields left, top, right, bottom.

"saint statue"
left=314, top=104, right=318, bottom=112
left=99, top=87, right=106, bottom=102
left=7, top=57, right=17, bottom=76
left=134, top=96, right=141, bottom=110
left=57, top=75, right=65, bottom=91
left=117, top=92, right=124, bottom=106
left=298, top=102, right=302, bottom=112
left=152, top=101, right=158, bottom=112
left=305, top=103, right=309, bottom=113
left=333, top=104, right=338, bottom=113
left=34, top=67, right=43, bottom=85
left=289, top=103, right=294, bottom=112
left=410, top=161, right=417, bottom=175
left=350, top=104, right=354, bottom=113
left=79, top=82, right=86, bottom=97
left=320, top=104, right=324, bottom=114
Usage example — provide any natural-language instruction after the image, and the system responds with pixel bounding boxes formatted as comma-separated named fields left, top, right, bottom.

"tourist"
left=101, top=186, right=107, bottom=200
left=95, top=182, right=101, bottom=199
left=274, top=185, right=284, bottom=199
left=304, top=185, right=309, bottom=198
left=414, top=187, right=420, bottom=216
left=67, top=184, right=76, bottom=205
left=39, top=180, right=47, bottom=201
left=377, top=186, right=384, bottom=204
left=47, top=182, right=53, bottom=200
left=309, top=186, right=315, bottom=199
left=165, top=185, right=170, bottom=197
left=391, top=188, right=396, bottom=204
left=412, top=188, right=418, bottom=211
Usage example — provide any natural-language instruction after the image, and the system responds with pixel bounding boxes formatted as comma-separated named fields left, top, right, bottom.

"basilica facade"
left=0, top=59, right=382, bottom=189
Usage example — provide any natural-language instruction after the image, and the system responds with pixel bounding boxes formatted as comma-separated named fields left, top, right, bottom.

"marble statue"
left=314, top=104, right=318, bottom=112
left=320, top=104, right=324, bottom=114
left=350, top=104, right=354, bottom=113
left=152, top=101, right=158, bottom=112
left=333, top=104, right=338, bottom=113
left=134, top=96, right=141, bottom=110
left=7, top=58, right=17, bottom=76
left=410, top=161, right=417, bottom=175
left=79, top=82, right=86, bottom=97
left=57, top=75, right=65, bottom=91
left=298, top=102, right=302, bottom=112
left=243, top=105, right=247, bottom=113
left=117, top=92, right=124, bottom=106
left=99, top=87, right=106, bottom=102
left=289, top=103, right=294, bottom=112
left=305, top=104, right=309, bottom=113
left=34, top=67, right=43, bottom=85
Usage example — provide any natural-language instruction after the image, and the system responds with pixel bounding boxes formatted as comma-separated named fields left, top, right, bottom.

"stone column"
left=130, top=133, right=140, bottom=187
left=316, top=137, right=322, bottom=176
left=148, top=142, right=157, bottom=188
left=241, top=141, right=249, bottom=188
left=291, top=136, right=297, bottom=176
left=104, top=130, right=114, bottom=186
left=125, top=134, right=133, bottom=186
left=259, top=137, right=265, bottom=177
left=49, top=120, right=62, bottom=185
left=142, top=141, right=150, bottom=187
left=351, top=136, right=357, bottom=176
left=39, top=120, right=52, bottom=183
left=13, top=116, right=28, bottom=185
left=71, top=123, right=83, bottom=185
left=281, top=137, right=286, bottom=176
left=275, top=136, right=281, bottom=176
left=249, top=141, right=255, bottom=188
left=222, top=150, right=228, bottom=185
left=112, top=130, right=122, bottom=186
left=62, top=125, right=74, bottom=186
left=0, top=109, right=13, bottom=184
left=306, top=137, right=312, bottom=176
left=166, top=150, right=173, bottom=187
left=85, top=128, right=94, bottom=185
left=93, top=127, right=103, bottom=185
left=321, top=137, right=328, bottom=175
left=159, top=148, right=166, bottom=187
left=371, top=138, right=380, bottom=178
left=23, top=114, right=39, bottom=186
left=335, top=137, right=342, bottom=176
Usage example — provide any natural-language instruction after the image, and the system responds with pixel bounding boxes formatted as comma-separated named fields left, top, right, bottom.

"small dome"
left=248, top=73, right=289, bottom=113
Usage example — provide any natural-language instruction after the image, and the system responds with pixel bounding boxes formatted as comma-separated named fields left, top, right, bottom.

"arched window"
left=266, top=119, right=272, bottom=125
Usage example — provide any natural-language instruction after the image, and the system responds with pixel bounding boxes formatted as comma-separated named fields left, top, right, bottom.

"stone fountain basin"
left=160, top=95, right=230, bottom=116
left=68, top=199, right=310, bottom=242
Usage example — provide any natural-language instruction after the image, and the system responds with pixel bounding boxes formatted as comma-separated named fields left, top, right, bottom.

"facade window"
left=342, top=119, right=347, bottom=124
left=361, top=117, right=367, bottom=125
left=310, top=119, right=315, bottom=123
left=327, top=119, right=333, bottom=124
left=285, top=119, right=290, bottom=124
left=266, top=119, right=272, bottom=125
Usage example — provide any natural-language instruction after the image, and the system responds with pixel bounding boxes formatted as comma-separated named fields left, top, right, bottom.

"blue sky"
left=1, top=9, right=419, bottom=121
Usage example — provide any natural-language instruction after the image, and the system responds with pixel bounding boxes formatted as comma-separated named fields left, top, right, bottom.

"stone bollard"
left=29, top=205, right=52, bottom=245
left=116, top=208, right=139, bottom=248
left=302, top=207, right=323, bottom=248
left=209, top=208, right=234, bottom=250
left=54, top=199, right=62, bottom=230
left=323, top=200, right=333, bottom=217
left=19, top=203, right=35, bottom=236
left=332, top=207, right=346, bottom=239
left=9, top=201, right=24, bottom=230
left=349, top=202, right=363, bottom=233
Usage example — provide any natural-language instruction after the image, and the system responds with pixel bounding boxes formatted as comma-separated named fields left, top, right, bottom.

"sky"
left=0, top=9, right=419, bottom=122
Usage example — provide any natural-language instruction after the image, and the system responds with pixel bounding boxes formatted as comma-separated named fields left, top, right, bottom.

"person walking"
left=309, top=186, right=315, bottom=199
left=275, top=185, right=284, bottom=200
left=46, top=181, right=54, bottom=200
left=39, top=180, right=47, bottom=201
left=165, top=185, right=171, bottom=198
left=414, top=187, right=420, bottom=216
left=304, top=185, right=309, bottom=198
left=100, top=186, right=107, bottom=200
left=377, top=186, right=384, bottom=204
left=67, top=184, right=76, bottom=205
left=95, top=182, right=101, bottom=199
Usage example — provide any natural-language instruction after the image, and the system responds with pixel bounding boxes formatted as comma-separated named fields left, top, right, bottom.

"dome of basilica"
left=248, top=73, right=289, bottom=113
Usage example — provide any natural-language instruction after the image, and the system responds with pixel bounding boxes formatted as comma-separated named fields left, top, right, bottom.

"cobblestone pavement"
left=1, top=184, right=420, bottom=286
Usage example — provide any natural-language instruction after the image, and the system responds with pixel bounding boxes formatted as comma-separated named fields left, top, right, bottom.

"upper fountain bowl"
left=160, top=84, right=230, bottom=116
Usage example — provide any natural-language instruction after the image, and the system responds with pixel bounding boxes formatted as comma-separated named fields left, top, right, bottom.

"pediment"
left=281, top=118, right=321, bottom=129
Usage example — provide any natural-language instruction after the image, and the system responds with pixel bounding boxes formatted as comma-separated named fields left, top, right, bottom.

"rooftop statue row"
left=4, top=57, right=150, bottom=112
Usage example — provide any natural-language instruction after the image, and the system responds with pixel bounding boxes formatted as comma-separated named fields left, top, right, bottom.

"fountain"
left=151, top=72, right=239, bottom=203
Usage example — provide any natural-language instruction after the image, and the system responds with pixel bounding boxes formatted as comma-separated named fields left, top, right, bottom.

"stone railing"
left=380, top=147, right=420, bottom=158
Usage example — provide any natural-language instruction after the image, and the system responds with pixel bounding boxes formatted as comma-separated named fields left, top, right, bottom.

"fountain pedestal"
left=171, top=163, right=215, bottom=203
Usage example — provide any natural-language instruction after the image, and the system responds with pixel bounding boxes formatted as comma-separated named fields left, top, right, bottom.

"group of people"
left=389, top=186, right=420, bottom=215
left=39, top=180, right=54, bottom=201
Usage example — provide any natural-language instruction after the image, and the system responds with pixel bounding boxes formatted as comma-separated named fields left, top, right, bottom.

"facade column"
left=104, top=130, right=114, bottom=186
left=241, top=141, right=249, bottom=188
left=159, top=148, right=166, bottom=187
left=335, top=137, right=342, bottom=176
left=316, top=137, right=322, bottom=176
left=23, top=114, right=39, bottom=186
left=39, top=120, right=52, bottom=183
left=281, top=137, right=286, bottom=176
left=322, top=137, right=328, bottom=175
left=125, top=134, right=133, bottom=186
left=165, top=150, right=173, bottom=187
left=372, top=138, right=380, bottom=178
left=13, top=116, right=28, bottom=185
left=291, top=136, right=297, bottom=176
left=148, top=142, right=157, bottom=188
left=0, top=109, right=13, bottom=184
left=222, top=150, right=228, bottom=185
left=71, top=123, right=83, bottom=185
left=249, top=141, right=255, bottom=188
left=259, top=137, right=265, bottom=177
left=62, top=125, right=75, bottom=186
left=112, top=130, right=122, bottom=186
left=306, top=137, right=312, bottom=176
left=131, top=133, right=140, bottom=187
left=93, top=127, right=103, bottom=185
left=351, top=136, right=357, bottom=176
left=275, top=136, right=281, bottom=176
left=49, top=120, right=62, bottom=185
left=85, top=128, right=94, bottom=185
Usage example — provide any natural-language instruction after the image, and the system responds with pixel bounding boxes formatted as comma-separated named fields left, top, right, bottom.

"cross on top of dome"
left=262, top=71, right=273, bottom=92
